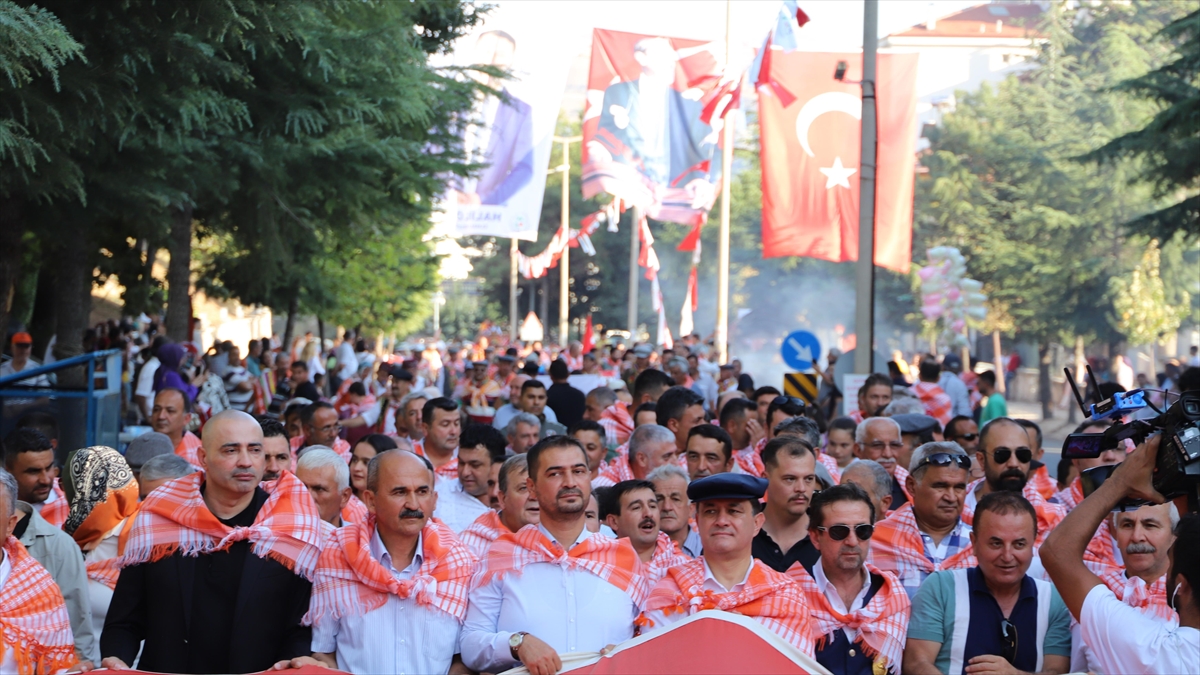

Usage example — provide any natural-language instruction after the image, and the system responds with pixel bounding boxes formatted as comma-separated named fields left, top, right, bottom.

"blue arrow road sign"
left=781, top=330, right=821, bottom=371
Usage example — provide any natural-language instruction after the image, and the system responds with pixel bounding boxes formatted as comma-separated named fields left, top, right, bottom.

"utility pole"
left=628, top=207, right=641, bottom=341
left=509, top=238, right=518, bottom=340
left=853, top=0, right=879, bottom=375
left=716, top=0, right=734, bottom=364
left=553, top=135, right=582, bottom=347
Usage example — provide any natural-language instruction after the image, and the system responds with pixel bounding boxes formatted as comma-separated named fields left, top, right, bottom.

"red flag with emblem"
left=758, top=51, right=917, bottom=272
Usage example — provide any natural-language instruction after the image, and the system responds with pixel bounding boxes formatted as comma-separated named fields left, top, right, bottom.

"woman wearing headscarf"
left=152, top=343, right=198, bottom=402
left=63, top=446, right=140, bottom=635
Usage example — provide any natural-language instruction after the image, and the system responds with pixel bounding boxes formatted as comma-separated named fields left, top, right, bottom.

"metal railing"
left=0, top=349, right=122, bottom=456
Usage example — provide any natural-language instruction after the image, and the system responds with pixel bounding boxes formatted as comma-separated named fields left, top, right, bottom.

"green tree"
left=1109, top=239, right=1190, bottom=345
left=916, top=0, right=1190, bottom=416
left=1086, top=9, right=1200, bottom=241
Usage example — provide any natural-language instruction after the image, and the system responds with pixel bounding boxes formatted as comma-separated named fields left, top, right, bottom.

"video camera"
left=1061, top=364, right=1200, bottom=511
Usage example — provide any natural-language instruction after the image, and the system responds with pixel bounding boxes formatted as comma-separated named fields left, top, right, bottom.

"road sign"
left=841, top=374, right=869, bottom=415
left=781, top=330, right=821, bottom=371
left=783, top=373, right=819, bottom=404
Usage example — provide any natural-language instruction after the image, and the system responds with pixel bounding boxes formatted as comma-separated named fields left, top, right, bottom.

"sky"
left=473, top=0, right=983, bottom=55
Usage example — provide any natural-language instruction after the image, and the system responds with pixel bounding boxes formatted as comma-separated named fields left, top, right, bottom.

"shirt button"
left=849, top=649, right=856, bottom=657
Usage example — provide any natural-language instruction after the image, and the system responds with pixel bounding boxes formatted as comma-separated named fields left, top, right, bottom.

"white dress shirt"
left=460, top=524, right=638, bottom=673
left=434, top=478, right=492, bottom=533
left=311, top=528, right=462, bottom=675
left=0, top=550, right=15, bottom=674
left=638, top=557, right=753, bottom=636
left=811, top=559, right=872, bottom=642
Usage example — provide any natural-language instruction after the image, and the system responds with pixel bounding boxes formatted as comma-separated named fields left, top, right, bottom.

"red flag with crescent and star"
left=758, top=51, right=917, bottom=272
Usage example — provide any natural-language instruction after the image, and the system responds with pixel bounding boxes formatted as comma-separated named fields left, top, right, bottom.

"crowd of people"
left=0, top=326, right=1198, bottom=675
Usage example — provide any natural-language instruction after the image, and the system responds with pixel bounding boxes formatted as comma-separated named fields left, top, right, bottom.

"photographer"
left=1041, top=434, right=1199, bottom=675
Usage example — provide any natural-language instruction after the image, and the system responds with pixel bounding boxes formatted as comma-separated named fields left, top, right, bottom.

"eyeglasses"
left=955, top=433, right=979, bottom=441
left=1000, top=619, right=1018, bottom=664
left=817, top=524, right=874, bottom=541
left=991, top=447, right=1032, bottom=464
left=915, top=452, right=972, bottom=471
left=315, top=422, right=343, bottom=434
left=866, top=440, right=905, bottom=451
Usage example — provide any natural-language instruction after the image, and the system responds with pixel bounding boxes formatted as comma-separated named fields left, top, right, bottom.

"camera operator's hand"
left=1111, top=434, right=1166, bottom=505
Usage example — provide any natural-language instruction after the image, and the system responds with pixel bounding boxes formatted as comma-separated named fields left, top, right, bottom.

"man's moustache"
left=639, top=517, right=656, bottom=529
left=400, top=509, right=425, bottom=519
left=1126, top=542, right=1157, bottom=555
left=557, top=488, right=582, bottom=499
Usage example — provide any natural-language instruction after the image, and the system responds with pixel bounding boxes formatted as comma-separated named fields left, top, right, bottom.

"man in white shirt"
left=1041, top=434, right=1200, bottom=675
left=342, top=370, right=413, bottom=435
left=133, top=336, right=166, bottom=422
left=435, top=424, right=505, bottom=533
left=298, top=450, right=475, bottom=675
left=461, top=436, right=646, bottom=675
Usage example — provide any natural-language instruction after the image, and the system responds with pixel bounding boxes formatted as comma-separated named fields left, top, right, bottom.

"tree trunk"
left=282, top=293, right=298, bottom=350
left=992, top=330, right=1005, bottom=395
left=1038, top=341, right=1053, bottom=420
left=1069, top=335, right=1086, bottom=423
left=52, top=229, right=92, bottom=466
left=164, top=205, right=194, bottom=342
left=317, top=317, right=325, bottom=347
left=0, top=197, right=23, bottom=342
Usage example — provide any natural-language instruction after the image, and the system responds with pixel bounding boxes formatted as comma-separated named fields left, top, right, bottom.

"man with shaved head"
left=100, top=410, right=324, bottom=673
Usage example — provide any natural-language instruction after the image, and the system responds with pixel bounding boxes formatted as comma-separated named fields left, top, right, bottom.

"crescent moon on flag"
left=794, top=92, right=862, bottom=157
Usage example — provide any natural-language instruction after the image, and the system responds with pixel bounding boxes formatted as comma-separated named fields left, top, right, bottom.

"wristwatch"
left=509, top=632, right=529, bottom=660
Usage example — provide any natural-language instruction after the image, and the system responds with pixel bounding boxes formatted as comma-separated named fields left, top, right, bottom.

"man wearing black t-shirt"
left=752, top=437, right=819, bottom=574
left=100, top=411, right=320, bottom=674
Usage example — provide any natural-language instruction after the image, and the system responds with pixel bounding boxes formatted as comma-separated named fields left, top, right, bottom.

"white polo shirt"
left=1079, top=584, right=1199, bottom=675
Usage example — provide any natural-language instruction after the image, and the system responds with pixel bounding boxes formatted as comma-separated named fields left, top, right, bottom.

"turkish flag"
left=759, top=51, right=918, bottom=272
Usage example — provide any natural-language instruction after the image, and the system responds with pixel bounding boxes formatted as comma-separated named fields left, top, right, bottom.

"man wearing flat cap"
left=638, top=473, right=816, bottom=655
left=890, top=413, right=941, bottom=486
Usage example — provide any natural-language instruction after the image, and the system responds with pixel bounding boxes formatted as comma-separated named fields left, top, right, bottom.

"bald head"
left=367, top=449, right=435, bottom=493
left=198, top=410, right=266, bottom=498
left=202, top=410, right=264, bottom=457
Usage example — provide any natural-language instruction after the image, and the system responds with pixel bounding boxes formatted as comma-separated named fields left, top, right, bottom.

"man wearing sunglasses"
left=789, top=484, right=911, bottom=675
left=961, top=418, right=1066, bottom=547
left=869, top=443, right=975, bottom=600
left=905, top=491, right=1072, bottom=675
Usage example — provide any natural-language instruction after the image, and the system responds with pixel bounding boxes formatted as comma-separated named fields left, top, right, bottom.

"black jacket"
left=101, top=542, right=312, bottom=673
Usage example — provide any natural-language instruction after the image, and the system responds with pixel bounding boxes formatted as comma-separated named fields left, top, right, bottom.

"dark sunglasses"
left=915, top=452, right=972, bottom=471
left=955, top=433, right=979, bottom=441
left=991, top=447, right=1032, bottom=464
left=771, top=395, right=805, bottom=409
left=1000, top=619, right=1018, bottom=664
left=817, top=524, right=874, bottom=541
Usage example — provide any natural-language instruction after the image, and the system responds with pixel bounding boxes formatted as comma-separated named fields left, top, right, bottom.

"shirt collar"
left=538, top=522, right=590, bottom=550
left=370, top=525, right=424, bottom=576
left=701, top=557, right=754, bottom=593
left=813, top=558, right=872, bottom=606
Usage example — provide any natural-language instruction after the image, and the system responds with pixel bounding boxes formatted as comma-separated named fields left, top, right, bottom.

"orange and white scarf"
left=1054, top=477, right=1085, bottom=511
left=120, top=470, right=324, bottom=579
left=476, top=525, right=648, bottom=606
left=1095, top=567, right=1176, bottom=624
left=1083, top=519, right=1121, bottom=569
left=0, top=537, right=76, bottom=674
left=341, top=494, right=369, bottom=525
left=817, top=452, right=842, bottom=484
left=38, top=480, right=68, bottom=529
left=175, top=431, right=204, bottom=467
left=961, top=479, right=1066, bottom=547
left=413, top=443, right=460, bottom=480
left=868, top=504, right=976, bottom=578
left=641, top=558, right=815, bottom=654
left=788, top=562, right=910, bottom=670
left=65, top=445, right=142, bottom=590
left=598, top=402, right=635, bottom=448
left=290, top=436, right=352, bottom=463
left=733, top=443, right=765, bottom=478
left=644, top=532, right=689, bottom=584
left=892, top=466, right=914, bottom=504
left=304, top=517, right=476, bottom=626
left=459, top=510, right=511, bottom=559
left=1028, top=464, right=1057, bottom=501
left=598, top=455, right=635, bottom=484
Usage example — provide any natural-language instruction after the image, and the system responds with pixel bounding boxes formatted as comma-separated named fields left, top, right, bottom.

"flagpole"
left=510, top=238, right=519, bottom=341
left=553, top=135, right=583, bottom=347
left=853, top=0, right=879, bottom=375
left=628, top=207, right=640, bottom=341
left=716, top=0, right=733, bottom=365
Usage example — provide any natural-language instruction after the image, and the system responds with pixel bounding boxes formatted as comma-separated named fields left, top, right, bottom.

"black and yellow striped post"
left=783, top=372, right=820, bottom=405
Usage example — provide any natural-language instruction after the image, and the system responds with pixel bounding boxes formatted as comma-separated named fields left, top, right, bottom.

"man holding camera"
left=1042, top=434, right=1200, bottom=675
